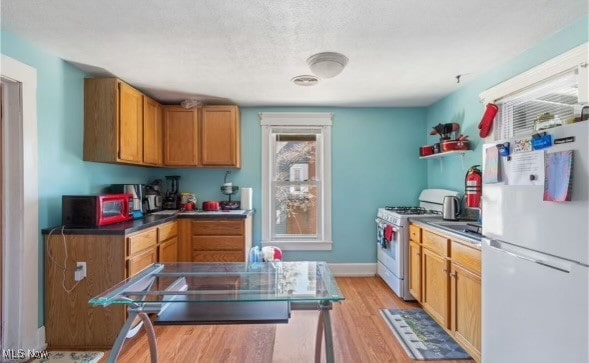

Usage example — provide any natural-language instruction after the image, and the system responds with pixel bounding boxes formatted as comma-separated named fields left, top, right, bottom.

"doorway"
left=1, top=55, right=41, bottom=351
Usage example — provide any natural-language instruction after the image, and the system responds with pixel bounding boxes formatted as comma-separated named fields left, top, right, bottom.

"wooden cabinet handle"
left=450, top=272, right=457, bottom=278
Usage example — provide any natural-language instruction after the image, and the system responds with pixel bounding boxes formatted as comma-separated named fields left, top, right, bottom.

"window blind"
left=498, top=70, right=579, bottom=138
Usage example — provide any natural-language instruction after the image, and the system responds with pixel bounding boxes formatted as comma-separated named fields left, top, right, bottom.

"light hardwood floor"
left=100, top=277, right=475, bottom=362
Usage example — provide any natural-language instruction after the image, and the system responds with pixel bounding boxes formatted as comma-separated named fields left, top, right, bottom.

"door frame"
left=1, top=54, right=41, bottom=351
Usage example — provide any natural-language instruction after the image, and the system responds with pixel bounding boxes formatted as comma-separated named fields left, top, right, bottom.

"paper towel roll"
left=241, top=187, right=253, bottom=210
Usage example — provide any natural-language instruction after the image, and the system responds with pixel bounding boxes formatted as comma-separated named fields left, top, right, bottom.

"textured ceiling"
left=1, top=0, right=587, bottom=107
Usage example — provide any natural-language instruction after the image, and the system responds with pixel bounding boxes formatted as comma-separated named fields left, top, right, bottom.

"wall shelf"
left=420, top=150, right=472, bottom=172
left=419, top=150, right=472, bottom=159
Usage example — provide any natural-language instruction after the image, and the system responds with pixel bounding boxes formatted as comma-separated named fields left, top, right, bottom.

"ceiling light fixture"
left=306, top=52, right=349, bottom=79
left=291, top=75, right=319, bottom=86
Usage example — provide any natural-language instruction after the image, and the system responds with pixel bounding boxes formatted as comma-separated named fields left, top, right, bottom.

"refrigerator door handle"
left=486, top=239, right=572, bottom=273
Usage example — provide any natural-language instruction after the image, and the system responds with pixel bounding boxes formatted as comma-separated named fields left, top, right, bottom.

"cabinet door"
left=201, top=105, right=240, bottom=167
left=451, top=263, right=482, bottom=362
left=163, top=107, right=199, bottom=166
left=118, top=82, right=143, bottom=163
left=422, top=248, right=450, bottom=328
left=409, top=240, right=422, bottom=302
left=143, top=96, right=163, bottom=165
left=158, top=237, right=178, bottom=263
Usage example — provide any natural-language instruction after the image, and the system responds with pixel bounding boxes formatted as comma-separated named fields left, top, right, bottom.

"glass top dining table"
left=89, top=262, right=344, bottom=363
left=90, top=261, right=344, bottom=306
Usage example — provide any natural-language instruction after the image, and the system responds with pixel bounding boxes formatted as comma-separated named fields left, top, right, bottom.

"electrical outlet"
left=75, top=262, right=87, bottom=281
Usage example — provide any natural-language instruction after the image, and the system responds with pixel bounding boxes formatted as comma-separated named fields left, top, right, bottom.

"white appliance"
left=376, top=188, right=460, bottom=300
left=482, top=121, right=589, bottom=363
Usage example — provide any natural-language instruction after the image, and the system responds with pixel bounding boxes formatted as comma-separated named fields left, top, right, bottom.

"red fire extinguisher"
left=465, top=165, right=482, bottom=208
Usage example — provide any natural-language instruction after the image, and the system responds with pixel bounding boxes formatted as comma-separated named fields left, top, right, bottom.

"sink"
left=424, top=220, right=482, bottom=240
left=433, top=220, right=474, bottom=226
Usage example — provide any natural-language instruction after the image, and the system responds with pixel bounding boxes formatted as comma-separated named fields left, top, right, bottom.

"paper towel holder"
left=241, top=187, right=253, bottom=210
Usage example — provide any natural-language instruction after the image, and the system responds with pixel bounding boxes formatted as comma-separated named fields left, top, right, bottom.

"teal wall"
left=425, top=15, right=589, bottom=191
left=1, top=31, right=162, bottom=326
left=1, top=14, right=586, bottom=328
left=159, top=107, right=428, bottom=262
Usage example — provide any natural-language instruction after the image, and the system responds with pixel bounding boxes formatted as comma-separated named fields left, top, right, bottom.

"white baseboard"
left=36, top=326, right=47, bottom=351
left=328, top=263, right=377, bottom=277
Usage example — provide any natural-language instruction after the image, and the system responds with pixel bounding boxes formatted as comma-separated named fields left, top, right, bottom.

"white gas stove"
left=376, top=189, right=460, bottom=300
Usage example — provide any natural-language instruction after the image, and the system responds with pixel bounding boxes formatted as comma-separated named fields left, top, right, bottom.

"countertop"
left=41, top=209, right=254, bottom=235
left=409, top=217, right=482, bottom=246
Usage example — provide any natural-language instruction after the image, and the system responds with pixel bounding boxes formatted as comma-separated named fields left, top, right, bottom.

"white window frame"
left=479, top=42, right=588, bottom=142
left=260, top=112, right=333, bottom=251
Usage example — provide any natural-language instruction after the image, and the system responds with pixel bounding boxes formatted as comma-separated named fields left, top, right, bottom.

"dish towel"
left=384, top=225, right=394, bottom=243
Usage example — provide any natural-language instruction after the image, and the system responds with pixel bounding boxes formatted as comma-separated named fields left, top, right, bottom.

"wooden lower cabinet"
left=127, top=247, right=157, bottom=276
left=408, top=240, right=422, bottom=302
left=178, top=216, right=253, bottom=262
left=158, top=237, right=178, bottom=262
left=451, top=263, right=482, bottom=362
left=421, top=247, right=450, bottom=329
left=408, top=223, right=482, bottom=362
left=45, top=234, right=126, bottom=349
left=45, top=221, right=178, bottom=349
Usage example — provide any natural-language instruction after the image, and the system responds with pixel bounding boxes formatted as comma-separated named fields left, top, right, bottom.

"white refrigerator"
left=482, top=121, right=589, bottom=363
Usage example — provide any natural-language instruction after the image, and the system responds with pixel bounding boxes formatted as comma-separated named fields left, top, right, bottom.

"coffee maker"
left=163, top=176, right=180, bottom=210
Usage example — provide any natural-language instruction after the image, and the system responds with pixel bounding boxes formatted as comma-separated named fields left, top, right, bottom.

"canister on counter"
left=179, top=193, right=197, bottom=209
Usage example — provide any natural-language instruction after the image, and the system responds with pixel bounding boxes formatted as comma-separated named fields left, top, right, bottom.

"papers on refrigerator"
left=504, top=151, right=545, bottom=186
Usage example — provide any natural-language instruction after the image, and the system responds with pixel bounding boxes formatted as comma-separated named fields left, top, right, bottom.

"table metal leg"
left=108, top=310, right=138, bottom=363
left=315, top=310, right=325, bottom=363
left=108, top=310, right=159, bottom=363
left=314, top=301, right=334, bottom=363
left=139, top=312, right=158, bottom=363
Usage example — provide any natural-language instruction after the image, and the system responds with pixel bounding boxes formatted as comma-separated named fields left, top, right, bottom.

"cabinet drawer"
left=191, top=220, right=243, bottom=236
left=451, top=241, right=481, bottom=274
left=409, top=224, right=421, bottom=243
left=158, top=222, right=178, bottom=242
left=127, top=249, right=156, bottom=277
left=423, top=229, right=449, bottom=257
left=192, top=250, right=244, bottom=262
left=127, top=228, right=157, bottom=256
left=192, top=236, right=243, bottom=251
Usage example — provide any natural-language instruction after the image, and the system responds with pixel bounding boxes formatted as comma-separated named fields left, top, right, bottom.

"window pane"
left=273, top=134, right=317, bottom=182
left=272, top=185, right=319, bottom=238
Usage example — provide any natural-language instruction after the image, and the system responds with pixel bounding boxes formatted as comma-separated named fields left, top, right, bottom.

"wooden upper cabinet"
left=163, top=106, right=199, bottom=166
left=118, top=82, right=143, bottom=163
left=143, top=96, right=163, bottom=165
left=85, top=78, right=239, bottom=168
left=84, top=78, right=162, bottom=166
left=201, top=105, right=241, bottom=168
